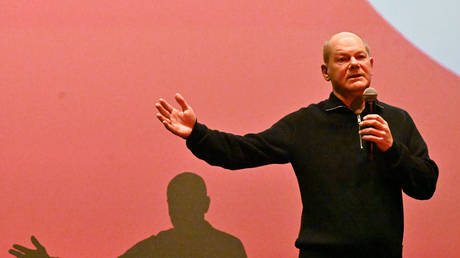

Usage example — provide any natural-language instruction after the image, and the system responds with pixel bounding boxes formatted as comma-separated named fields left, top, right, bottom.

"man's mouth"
left=348, top=74, right=362, bottom=79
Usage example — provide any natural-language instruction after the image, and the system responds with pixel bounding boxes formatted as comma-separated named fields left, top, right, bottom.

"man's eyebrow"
left=333, top=52, right=349, bottom=56
left=334, top=50, right=366, bottom=55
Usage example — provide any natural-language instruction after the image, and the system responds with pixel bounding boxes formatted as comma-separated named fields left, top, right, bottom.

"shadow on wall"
left=119, top=172, right=247, bottom=258
left=8, top=172, right=247, bottom=258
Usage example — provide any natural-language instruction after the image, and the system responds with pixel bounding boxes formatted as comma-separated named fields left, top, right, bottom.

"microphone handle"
left=368, top=100, right=374, bottom=160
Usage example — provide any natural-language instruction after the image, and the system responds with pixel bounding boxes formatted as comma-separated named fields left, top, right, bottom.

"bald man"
left=155, top=32, right=438, bottom=258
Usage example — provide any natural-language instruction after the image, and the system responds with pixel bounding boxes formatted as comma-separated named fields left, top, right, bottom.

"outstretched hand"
left=155, top=93, right=197, bottom=138
left=9, top=236, right=53, bottom=258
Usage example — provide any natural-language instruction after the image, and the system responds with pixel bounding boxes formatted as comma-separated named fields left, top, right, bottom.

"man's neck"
left=333, top=91, right=365, bottom=114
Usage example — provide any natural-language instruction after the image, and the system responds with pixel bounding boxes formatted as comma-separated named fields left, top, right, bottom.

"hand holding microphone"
left=359, top=88, right=394, bottom=159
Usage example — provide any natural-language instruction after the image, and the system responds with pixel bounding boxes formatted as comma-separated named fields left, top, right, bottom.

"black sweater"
left=186, top=93, right=438, bottom=256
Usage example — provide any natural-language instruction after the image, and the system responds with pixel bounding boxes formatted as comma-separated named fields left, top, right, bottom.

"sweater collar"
left=323, top=92, right=384, bottom=113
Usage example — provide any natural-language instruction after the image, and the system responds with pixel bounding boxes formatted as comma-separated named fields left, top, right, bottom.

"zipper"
left=357, top=114, right=363, bottom=149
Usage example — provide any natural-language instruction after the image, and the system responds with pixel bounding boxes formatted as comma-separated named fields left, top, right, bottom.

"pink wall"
left=1, top=1, right=459, bottom=257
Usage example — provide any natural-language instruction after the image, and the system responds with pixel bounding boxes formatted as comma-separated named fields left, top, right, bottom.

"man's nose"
left=349, top=57, right=359, bottom=68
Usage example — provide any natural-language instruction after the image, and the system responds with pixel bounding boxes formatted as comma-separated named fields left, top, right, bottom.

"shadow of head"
left=167, top=172, right=210, bottom=228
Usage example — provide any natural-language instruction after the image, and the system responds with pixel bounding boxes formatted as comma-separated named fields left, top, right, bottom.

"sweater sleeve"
left=185, top=117, right=294, bottom=170
left=383, top=113, right=439, bottom=200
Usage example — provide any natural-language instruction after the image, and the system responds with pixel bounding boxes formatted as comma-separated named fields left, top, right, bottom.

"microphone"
left=362, top=87, right=378, bottom=160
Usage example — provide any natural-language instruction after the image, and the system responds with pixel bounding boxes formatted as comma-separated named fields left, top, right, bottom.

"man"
left=155, top=32, right=438, bottom=257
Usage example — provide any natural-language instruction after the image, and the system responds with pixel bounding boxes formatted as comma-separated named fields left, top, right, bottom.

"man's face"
left=322, top=34, right=374, bottom=99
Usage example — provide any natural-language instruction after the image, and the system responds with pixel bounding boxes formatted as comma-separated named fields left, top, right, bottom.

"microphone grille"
left=363, top=87, right=378, bottom=102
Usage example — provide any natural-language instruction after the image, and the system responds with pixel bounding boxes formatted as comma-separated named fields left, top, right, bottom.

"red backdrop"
left=1, top=1, right=459, bottom=257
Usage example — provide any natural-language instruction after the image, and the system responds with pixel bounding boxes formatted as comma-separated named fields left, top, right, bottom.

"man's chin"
left=348, top=82, right=370, bottom=91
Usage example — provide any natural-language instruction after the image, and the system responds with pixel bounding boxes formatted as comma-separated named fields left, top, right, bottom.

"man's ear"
left=321, top=64, right=330, bottom=81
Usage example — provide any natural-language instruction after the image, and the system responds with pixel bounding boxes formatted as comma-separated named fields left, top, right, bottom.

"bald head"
left=323, top=32, right=370, bottom=64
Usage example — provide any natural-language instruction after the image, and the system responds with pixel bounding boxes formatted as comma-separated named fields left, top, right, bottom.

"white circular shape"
left=368, top=0, right=460, bottom=76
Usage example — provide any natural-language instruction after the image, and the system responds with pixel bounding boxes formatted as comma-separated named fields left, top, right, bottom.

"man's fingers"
left=156, top=94, right=192, bottom=116
left=359, top=127, right=384, bottom=137
left=363, top=114, right=388, bottom=125
left=156, top=113, right=177, bottom=132
left=360, top=115, right=393, bottom=152
left=361, top=135, right=383, bottom=142
left=162, top=120, right=178, bottom=134
left=363, top=114, right=381, bottom=120
left=360, top=119, right=386, bottom=131
left=175, top=93, right=190, bottom=111
left=159, top=117, right=184, bottom=137
left=156, top=113, right=169, bottom=124
left=158, top=98, right=174, bottom=113
left=155, top=103, right=171, bottom=119
left=8, top=249, right=24, bottom=258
